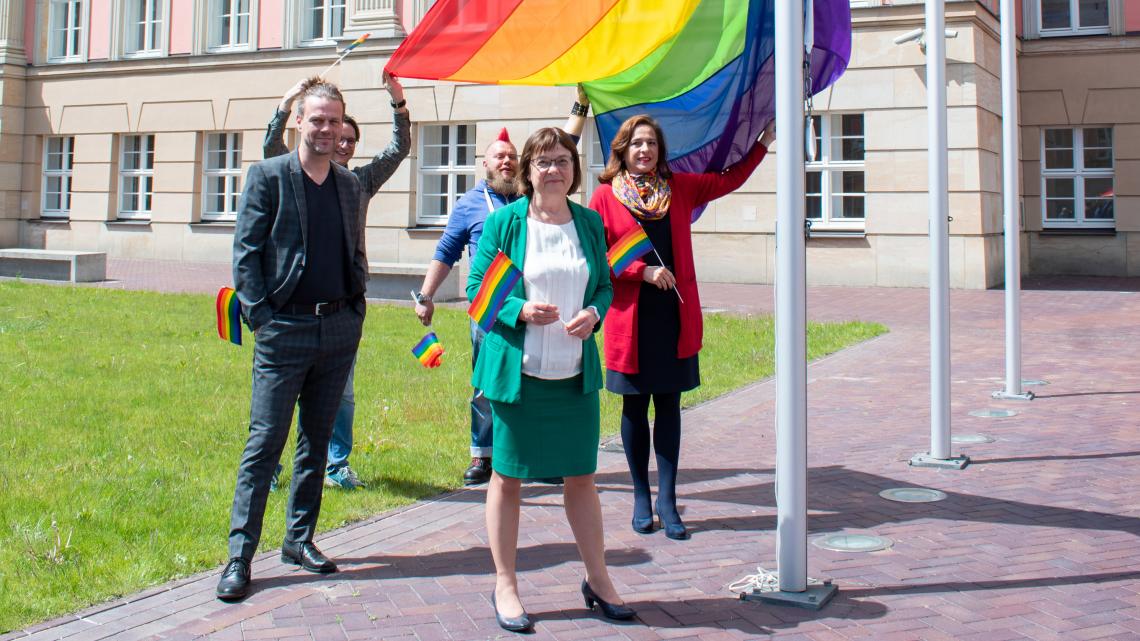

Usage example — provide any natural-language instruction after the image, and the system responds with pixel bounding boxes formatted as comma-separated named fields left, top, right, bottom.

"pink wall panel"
left=88, top=0, right=111, bottom=59
left=259, top=0, right=284, bottom=49
left=1127, top=1, right=1140, bottom=32
left=169, top=0, right=193, bottom=54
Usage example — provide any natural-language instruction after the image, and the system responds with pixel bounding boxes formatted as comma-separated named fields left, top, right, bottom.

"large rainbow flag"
left=387, top=0, right=851, bottom=195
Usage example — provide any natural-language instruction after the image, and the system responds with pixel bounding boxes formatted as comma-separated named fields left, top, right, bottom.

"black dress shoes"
left=281, top=540, right=338, bottom=573
left=581, top=580, right=636, bottom=620
left=491, top=591, right=533, bottom=633
left=216, top=557, right=251, bottom=601
left=464, top=457, right=492, bottom=485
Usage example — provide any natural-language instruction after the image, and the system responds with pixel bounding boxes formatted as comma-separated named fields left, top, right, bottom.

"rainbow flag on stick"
left=468, top=250, right=523, bottom=332
left=411, top=331, right=445, bottom=368
left=320, top=33, right=372, bottom=77
left=215, top=286, right=242, bottom=346
left=607, top=225, right=654, bottom=275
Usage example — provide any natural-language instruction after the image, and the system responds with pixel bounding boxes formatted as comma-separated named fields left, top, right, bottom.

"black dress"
left=605, top=213, right=700, bottom=395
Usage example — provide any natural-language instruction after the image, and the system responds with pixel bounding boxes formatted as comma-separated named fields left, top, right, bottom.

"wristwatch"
left=413, top=291, right=432, bottom=304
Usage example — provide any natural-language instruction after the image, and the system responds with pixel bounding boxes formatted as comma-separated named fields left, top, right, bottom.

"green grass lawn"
left=0, top=281, right=885, bottom=632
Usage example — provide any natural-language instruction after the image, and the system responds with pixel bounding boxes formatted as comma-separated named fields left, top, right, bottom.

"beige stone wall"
left=1019, top=36, right=1140, bottom=276
left=8, top=1, right=1134, bottom=287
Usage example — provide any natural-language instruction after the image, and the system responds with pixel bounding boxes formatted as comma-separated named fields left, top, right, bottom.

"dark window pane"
left=1046, top=177, right=1074, bottom=198
left=1083, top=127, right=1112, bottom=148
left=1045, top=150, right=1073, bottom=169
left=1079, top=0, right=1109, bottom=27
left=1046, top=199, right=1075, bottom=220
left=841, top=114, right=863, bottom=137
left=1044, top=128, right=1073, bottom=149
left=1085, top=199, right=1113, bottom=220
left=841, top=171, right=864, bottom=193
left=1085, top=177, right=1113, bottom=199
left=806, top=195, right=821, bottom=219
left=841, top=195, right=864, bottom=219
left=1084, top=147, right=1112, bottom=169
left=1041, top=0, right=1071, bottom=29
left=841, top=137, right=864, bottom=162
left=805, top=171, right=822, bottom=194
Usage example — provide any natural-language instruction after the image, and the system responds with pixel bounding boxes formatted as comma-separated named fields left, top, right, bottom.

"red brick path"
left=5, top=260, right=1139, bottom=641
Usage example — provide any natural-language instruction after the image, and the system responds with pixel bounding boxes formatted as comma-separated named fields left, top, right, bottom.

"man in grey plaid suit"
left=218, top=79, right=366, bottom=602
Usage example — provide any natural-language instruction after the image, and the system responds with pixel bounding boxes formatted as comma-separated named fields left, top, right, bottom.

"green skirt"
left=489, top=374, right=599, bottom=479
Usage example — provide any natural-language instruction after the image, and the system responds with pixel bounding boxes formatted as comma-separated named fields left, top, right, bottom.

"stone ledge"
left=0, top=248, right=107, bottom=282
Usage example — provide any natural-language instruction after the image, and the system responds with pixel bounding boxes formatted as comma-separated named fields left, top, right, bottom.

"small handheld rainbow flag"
left=607, top=225, right=654, bottom=275
left=215, top=287, right=242, bottom=346
left=468, top=250, right=523, bottom=332
left=340, top=33, right=371, bottom=54
left=411, top=331, right=444, bottom=368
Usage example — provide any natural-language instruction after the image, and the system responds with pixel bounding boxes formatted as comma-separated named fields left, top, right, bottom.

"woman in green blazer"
left=467, top=128, right=633, bottom=632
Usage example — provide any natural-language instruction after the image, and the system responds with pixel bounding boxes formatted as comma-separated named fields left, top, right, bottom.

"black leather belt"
left=279, top=296, right=355, bottom=317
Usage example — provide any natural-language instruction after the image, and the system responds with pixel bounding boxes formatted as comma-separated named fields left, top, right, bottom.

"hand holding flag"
left=319, top=33, right=371, bottom=78
left=411, top=331, right=444, bottom=368
left=468, top=250, right=523, bottom=332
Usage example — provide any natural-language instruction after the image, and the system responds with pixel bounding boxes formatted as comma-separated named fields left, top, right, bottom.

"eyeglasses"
left=531, top=157, right=573, bottom=171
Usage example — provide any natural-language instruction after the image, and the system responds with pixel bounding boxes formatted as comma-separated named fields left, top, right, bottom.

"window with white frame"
left=125, top=0, right=165, bottom=56
left=42, top=137, right=75, bottom=218
left=208, top=0, right=251, bottom=50
left=806, top=113, right=865, bottom=230
left=119, top=135, right=155, bottom=219
left=1041, top=127, right=1114, bottom=227
left=582, top=120, right=608, bottom=203
left=203, top=133, right=243, bottom=221
left=1039, top=0, right=1110, bottom=36
left=301, top=0, right=346, bottom=44
left=48, top=0, right=85, bottom=62
left=418, top=124, right=476, bottom=224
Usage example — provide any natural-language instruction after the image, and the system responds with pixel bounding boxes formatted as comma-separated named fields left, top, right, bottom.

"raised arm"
left=354, top=71, right=412, bottom=196
left=263, top=79, right=307, bottom=159
left=684, top=121, right=777, bottom=207
left=562, top=84, right=590, bottom=141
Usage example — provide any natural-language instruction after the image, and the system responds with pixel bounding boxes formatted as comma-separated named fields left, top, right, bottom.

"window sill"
left=30, top=217, right=71, bottom=224
left=190, top=220, right=236, bottom=230
left=106, top=219, right=152, bottom=228
left=406, top=224, right=446, bottom=234
left=1038, top=227, right=1116, bottom=236
left=808, top=229, right=866, bottom=239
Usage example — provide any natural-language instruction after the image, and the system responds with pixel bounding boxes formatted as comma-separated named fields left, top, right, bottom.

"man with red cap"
left=414, top=87, right=592, bottom=485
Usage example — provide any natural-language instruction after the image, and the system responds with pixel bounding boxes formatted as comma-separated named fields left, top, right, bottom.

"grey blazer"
left=232, top=150, right=366, bottom=331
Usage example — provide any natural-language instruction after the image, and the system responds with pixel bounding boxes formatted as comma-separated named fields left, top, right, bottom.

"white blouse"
left=521, top=218, right=590, bottom=379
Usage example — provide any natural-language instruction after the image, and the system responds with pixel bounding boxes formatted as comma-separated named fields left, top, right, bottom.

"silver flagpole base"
left=909, top=452, right=969, bottom=469
left=741, top=582, right=838, bottom=610
left=991, top=389, right=1035, bottom=401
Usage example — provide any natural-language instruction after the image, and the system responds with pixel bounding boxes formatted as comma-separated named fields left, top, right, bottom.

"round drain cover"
left=1022, top=379, right=1049, bottom=386
left=879, top=487, right=947, bottom=503
left=952, top=433, right=995, bottom=444
left=969, top=409, right=1018, bottom=418
left=813, top=533, right=893, bottom=553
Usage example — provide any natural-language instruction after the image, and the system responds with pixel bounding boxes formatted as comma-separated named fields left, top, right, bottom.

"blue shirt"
left=432, top=179, right=520, bottom=267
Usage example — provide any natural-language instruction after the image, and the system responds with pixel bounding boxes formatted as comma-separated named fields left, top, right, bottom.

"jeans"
left=325, top=356, right=356, bottom=472
left=470, top=321, right=493, bottom=457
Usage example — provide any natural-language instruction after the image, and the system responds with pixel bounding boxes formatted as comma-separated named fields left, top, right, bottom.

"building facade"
left=0, top=0, right=1136, bottom=289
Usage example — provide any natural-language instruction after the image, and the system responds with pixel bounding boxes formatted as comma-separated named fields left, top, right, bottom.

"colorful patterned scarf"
left=614, top=170, right=672, bottom=221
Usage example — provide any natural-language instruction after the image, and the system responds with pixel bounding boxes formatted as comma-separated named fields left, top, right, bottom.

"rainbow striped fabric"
left=215, top=287, right=242, bottom=346
left=387, top=0, right=851, bottom=212
left=341, top=33, right=371, bottom=53
left=411, top=331, right=445, bottom=368
left=607, top=225, right=653, bottom=275
left=468, top=250, right=523, bottom=332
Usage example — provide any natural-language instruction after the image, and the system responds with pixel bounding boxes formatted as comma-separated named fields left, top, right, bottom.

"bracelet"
left=390, top=98, right=407, bottom=109
left=570, top=102, right=589, bottom=117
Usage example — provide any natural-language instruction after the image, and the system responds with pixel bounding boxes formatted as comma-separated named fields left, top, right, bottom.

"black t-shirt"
left=286, top=170, right=350, bottom=305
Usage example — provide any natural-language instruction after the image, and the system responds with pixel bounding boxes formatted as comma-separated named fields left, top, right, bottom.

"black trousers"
left=227, top=307, right=363, bottom=560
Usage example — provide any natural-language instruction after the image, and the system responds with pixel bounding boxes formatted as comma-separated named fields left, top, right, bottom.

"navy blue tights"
left=620, top=392, right=682, bottom=524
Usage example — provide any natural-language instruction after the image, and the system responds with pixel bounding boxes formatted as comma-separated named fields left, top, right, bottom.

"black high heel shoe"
left=581, top=580, right=635, bottom=621
left=655, top=500, right=690, bottom=541
left=491, top=591, right=533, bottom=633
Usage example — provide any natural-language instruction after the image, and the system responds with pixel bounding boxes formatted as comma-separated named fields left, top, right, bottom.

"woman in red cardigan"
left=589, top=115, right=775, bottom=540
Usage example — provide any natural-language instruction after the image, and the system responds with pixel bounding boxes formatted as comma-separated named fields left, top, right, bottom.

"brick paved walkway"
left=5, top=260, right=1140, bottom=641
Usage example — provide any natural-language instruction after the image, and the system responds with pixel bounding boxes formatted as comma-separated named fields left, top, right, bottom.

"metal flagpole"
left=911, top=0, right=968, bottom=469
left=993, top=0, right=1034, bottom=402
left=746, top=0, right=835, bottom=609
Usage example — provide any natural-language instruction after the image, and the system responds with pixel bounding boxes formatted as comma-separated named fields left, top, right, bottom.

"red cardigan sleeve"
left=673, top=140, right=769, bottom=208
